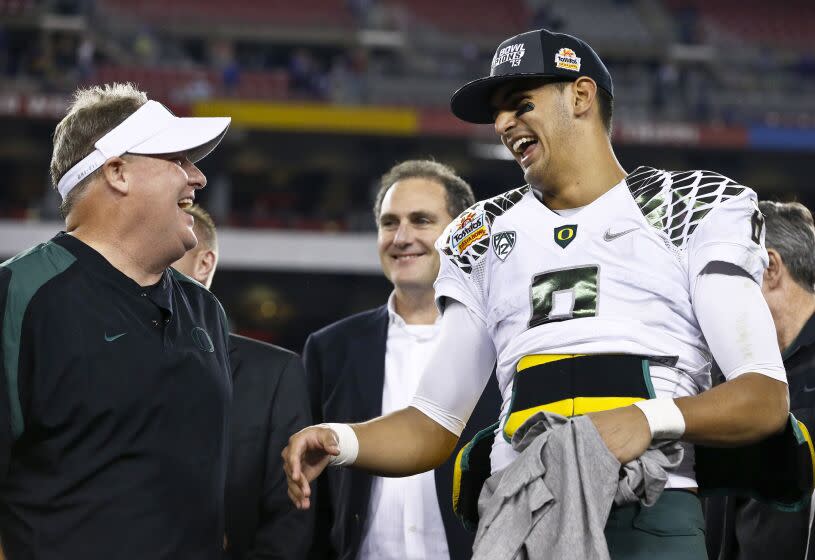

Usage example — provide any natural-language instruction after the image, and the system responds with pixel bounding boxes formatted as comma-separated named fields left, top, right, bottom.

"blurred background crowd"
left=1, top=0, right=814, bottom=350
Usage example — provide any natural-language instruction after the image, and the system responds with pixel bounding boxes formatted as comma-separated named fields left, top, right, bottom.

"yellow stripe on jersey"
left=504, top=354, right=653, bottom=440
left=516, top=353, right=584, bottom=371
left=504, top=396, right=647, bottom=439
left=797, top=420, right=815, bottom=489
left=452, top=446, right=464, bottom=512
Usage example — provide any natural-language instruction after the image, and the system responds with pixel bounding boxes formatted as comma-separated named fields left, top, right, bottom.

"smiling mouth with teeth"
left=178, top=198, right=194, bottom=209
left=512, top=137, right=538, bottom=156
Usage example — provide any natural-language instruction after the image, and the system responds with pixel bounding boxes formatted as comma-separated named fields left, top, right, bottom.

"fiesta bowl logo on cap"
left=555, top=47, right=581, bottom=72
left=492, top=43, right=526, bottom=69
left=450, top=211, right=488, bottom=255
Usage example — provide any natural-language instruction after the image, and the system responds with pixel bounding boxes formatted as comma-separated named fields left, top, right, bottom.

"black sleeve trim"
left=699, top=261, right=756, bottom=282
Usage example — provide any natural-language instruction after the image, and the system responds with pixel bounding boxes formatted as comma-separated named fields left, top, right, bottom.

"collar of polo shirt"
left=57, top=100, right=231, bottom=200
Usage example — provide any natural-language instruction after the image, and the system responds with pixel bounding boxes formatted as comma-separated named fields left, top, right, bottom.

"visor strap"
left=56, top=150, right=106, bottom=200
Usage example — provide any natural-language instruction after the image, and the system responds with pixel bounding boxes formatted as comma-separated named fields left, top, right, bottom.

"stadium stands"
left=98, top=0, right=354, bottom=28
left=664, top=0, right=815, bottom=50
left=91, top=64, right=290, bottom=101
left=0, top=0, right=34, bottom=16
left=546, top=0, right=654, bottom=48
left=1, top=0, right=814, bottom=235
left=384, top=0, right=529, bottom=35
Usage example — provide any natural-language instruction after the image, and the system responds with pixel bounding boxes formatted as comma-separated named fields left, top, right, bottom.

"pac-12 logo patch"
left=554, top=225, right=577, bottom=249
left=492, top=231, right=516, bottom=261
left=555, top=47, right=581, bottom=72
left=450, top=211, right=488, bottom=255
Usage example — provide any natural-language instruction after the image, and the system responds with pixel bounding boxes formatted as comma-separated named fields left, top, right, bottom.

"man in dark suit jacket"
left=304, top=161, right=501, bottom=560
left=174, top=205, right=314, bottom=559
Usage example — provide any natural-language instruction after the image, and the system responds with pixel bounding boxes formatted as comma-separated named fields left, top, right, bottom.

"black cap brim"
left=450, top=73, right=565, bottom=124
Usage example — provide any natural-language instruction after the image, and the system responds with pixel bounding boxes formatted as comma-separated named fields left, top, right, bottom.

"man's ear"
left=571, top=76, right=598, bottom=119
left=197, top=249, right=218, bottom=282
left=101, top=156, right=129, bottom=196
left=764, top=248, right=784, bottom=291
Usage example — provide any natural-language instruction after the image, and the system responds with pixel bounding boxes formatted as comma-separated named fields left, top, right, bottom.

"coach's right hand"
left=282, top=425, right=340, bottom=510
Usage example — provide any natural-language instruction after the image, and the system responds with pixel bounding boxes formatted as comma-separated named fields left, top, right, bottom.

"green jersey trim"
left=2, top=241, right=76, bottom=439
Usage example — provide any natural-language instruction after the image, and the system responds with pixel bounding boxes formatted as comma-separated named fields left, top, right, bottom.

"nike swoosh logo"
left=104, top=332, right=127, bottom=342
left=802, top=385, right=815, bottom=393
left=603, top=227, right=638, bottom=242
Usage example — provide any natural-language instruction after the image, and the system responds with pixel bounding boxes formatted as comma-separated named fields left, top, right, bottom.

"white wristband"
left=322, top=423, right=359, bottom=467
left=633, top=399, right=686, bottom=440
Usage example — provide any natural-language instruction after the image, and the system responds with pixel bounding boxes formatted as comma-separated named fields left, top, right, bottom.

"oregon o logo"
left=557, top=228, right=574, bottom=241
left=554, top=225, right=578, bottom=249
left=191, top=327, right=215, bottom=352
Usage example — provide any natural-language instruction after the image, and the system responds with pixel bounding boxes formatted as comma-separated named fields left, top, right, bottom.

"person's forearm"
left=349, top=406, right=459, bottom=476
left=676, top=372, right=789, bottom=446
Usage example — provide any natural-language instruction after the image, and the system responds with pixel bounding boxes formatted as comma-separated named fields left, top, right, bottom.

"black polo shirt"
left=0, top=233, right=231, bottom=559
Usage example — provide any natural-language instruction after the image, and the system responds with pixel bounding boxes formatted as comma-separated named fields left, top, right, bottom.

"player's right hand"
left=282, top=425, right=340, bottom=510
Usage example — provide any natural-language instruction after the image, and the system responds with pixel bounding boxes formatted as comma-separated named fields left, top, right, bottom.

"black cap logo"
left=554, top=47, right=581, bottom=72
left=492, top=43, right=527, bottom=70
left=450, top=29, right=614, bottom=124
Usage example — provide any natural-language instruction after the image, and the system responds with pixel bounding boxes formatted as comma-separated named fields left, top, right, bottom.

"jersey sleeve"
left=693, top=272, right=786, bottom=383
left=433, top=204, right=491, bottom=322
left=410, top=301, right=496, bottom=435
left=686, top=185, right=768, bottom=290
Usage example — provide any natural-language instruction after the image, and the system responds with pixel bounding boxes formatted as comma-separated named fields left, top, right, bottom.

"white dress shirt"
left=357, top=293, right=451, bottom=560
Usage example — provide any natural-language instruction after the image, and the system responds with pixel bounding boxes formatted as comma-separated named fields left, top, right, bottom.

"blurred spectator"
left=172, top=69, right=214, bottom=103
left=347, top=0, right=373, bottom=27
left=677, top=4, right=701, bottom=44
left=530, top=1, right=562, bottom=31
left=289, top=48, right=325, bottom=98
left=77, top=34, right=95, bottom=81
left=0, top=27, right=9, bottom=76
left=210, top=39, right=240, bottom=94
left=133, top=26, right=159, bottom=63
left=329, top=48, right=368, bottom=104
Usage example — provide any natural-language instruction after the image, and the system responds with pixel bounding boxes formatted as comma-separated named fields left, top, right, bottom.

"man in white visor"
left=0, top=83, right=233, bottom=559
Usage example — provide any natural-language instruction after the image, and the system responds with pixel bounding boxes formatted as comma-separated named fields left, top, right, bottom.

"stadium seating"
left=664, top=0, right=815, bottom=50
left=547, top=0, right=654, bottom=47
left=98, top=0, right=354, bottom=28
left=384, top=0, right=529, bottom=35
left=89, top=64, right=289, bottom=102
left=0, top=0, right=34, bottom=16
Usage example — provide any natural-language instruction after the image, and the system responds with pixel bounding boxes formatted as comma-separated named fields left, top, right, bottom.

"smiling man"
left=285, top=30, right=791, bottom=559
left=303, top=160, right=500, bottom=560
left=0, top=83, right=232, bottom=559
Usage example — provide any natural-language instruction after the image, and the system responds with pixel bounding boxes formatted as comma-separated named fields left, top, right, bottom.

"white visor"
left=56, top=100, right=231, bottom=200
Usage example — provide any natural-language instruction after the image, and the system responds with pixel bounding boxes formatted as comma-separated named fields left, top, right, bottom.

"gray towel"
left=472, top=411, right=683, bottom=560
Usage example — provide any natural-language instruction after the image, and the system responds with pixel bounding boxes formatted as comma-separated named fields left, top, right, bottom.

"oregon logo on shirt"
left=554, top=225, right=577, bottom=249
left=191, top=327, right=215, bottom=352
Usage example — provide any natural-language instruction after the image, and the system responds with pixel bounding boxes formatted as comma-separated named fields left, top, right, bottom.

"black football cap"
left=450, top=29, right=614, bottom=124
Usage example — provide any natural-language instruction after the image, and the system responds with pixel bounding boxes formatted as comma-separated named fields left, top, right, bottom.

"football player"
left=284, top=30, right=789, bottom=558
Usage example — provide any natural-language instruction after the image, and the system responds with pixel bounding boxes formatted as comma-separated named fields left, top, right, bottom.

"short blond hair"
left=185, top=204, right=218, bottom=251
left=51, top=83, right=148, bottom=217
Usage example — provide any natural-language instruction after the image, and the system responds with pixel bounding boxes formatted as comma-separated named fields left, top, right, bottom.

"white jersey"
left=433, top=166, right=773, bottom=486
